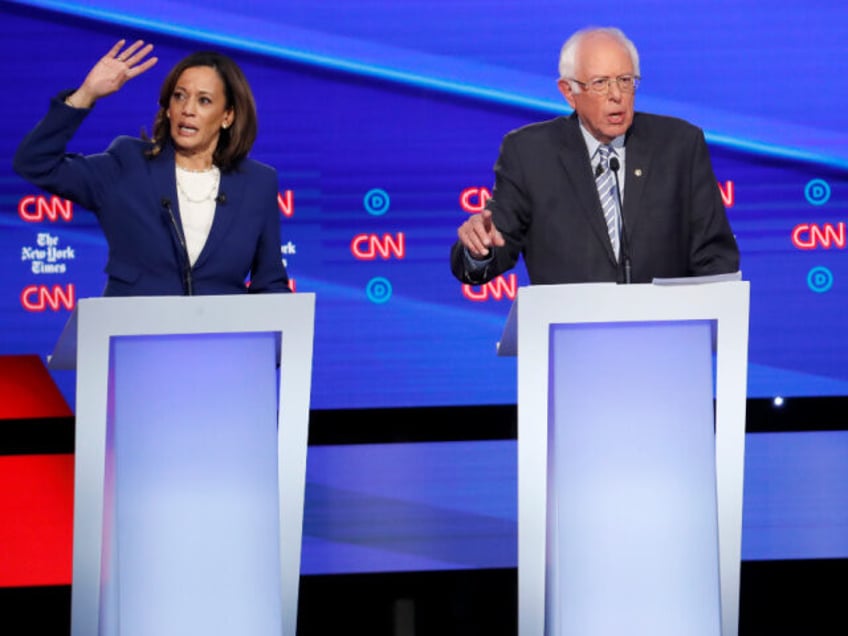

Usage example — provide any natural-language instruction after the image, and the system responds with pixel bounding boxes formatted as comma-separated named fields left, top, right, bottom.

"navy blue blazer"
left=14, top=93, right=290, bottom=296
left=451, top=113, right=739, bottom=285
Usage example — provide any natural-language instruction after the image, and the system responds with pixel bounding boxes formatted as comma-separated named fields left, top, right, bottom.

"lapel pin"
left=634, top=168, right=643, bottom=177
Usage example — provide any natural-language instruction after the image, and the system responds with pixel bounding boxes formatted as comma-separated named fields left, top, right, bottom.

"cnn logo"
left=21, top=284, right=76, bottom=312
left=19, top=196, right=73, bottom=222
left=350, top=233, right=406, bottom=260
left=462, top=275, right=517, bottom=302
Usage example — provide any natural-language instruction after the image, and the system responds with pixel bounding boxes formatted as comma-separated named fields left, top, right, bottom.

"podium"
left=49, top=293, right=315, bottom=636
left=500, top=281, right=749, bottom=636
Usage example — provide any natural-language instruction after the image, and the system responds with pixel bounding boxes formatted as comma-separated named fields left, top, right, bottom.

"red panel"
left=0, top=355, right=72, bottom=419
left=0, top=455, right=74, bottom=587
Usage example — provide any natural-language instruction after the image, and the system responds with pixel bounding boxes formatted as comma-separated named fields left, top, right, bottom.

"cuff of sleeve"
left=57, top=89, right=93, bottom=111
left=464, top=247, right=493, bottom=272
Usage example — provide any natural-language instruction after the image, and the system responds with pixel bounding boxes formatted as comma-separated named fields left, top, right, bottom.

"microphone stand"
left=608, top=157, right=631, bottom=284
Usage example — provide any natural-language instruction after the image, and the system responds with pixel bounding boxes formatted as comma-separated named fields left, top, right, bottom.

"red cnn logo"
left=21, top=284, right=76, bottom=312
left=351, top=233, right=406, bottom=260
left=717, top=181, right=735, bottom=208
left=18, top=196, right=73, bottom=222
left=462, top=274, right=517, bottom=302
left=278, top=190, right=294, bottom=218
left=460, top=187, right=492, bottom=213
left=792, top=223, right=846, bottom=250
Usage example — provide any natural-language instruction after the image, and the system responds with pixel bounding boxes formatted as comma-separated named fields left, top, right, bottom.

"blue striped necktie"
left=596, top=145, right=620, bottom=260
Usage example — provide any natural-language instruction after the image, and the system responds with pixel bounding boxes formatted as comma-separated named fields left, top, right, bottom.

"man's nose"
left=608, top=81, right=623, bottom=100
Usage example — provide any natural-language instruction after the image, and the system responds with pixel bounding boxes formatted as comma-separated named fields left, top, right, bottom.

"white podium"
left=500, top=281, right=749, bottom=636
left=50, top=293, right=315, bottom=636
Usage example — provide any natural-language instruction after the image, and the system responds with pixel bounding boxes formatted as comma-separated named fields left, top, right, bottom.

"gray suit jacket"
left=451, top=113, right=739, bottom=285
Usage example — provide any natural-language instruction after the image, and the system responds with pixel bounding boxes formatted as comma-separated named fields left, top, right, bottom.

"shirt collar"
left=578, top=121, right=626, bottom=158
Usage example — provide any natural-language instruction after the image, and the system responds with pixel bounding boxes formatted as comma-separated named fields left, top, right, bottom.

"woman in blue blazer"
left=14, top=39, right=291, bottom=296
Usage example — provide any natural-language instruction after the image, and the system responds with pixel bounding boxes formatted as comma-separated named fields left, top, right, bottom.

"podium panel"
left=510, top=281, right=749, bottom=636
left=105, top=333, right=282, bottom=635
left=52, top=294, right=315, bottom=636
left=547, top=321, right=719, bottom=635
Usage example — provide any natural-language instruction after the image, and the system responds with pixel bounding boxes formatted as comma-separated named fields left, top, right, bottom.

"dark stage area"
left=2, top=400, right=848, bottom=634
left=2, top=560, right=847, bottom=635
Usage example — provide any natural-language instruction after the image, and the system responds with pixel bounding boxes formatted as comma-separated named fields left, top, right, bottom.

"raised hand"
left=457, top=208, right=506, bottom=259
left=66, top=39, right=158, bottom=108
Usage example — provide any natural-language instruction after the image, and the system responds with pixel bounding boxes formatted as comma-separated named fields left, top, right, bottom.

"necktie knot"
left=598, top=144, right=612, bottom=168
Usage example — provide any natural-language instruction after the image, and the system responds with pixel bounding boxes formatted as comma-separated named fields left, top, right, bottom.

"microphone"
left=608, top=157, right=632, bottom=284
left=160, top=197, right=194, bottom=295
left=215, top=192, right=227, bottom=205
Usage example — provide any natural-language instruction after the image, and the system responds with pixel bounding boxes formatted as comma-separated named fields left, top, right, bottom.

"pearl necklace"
left=175, top=165, right=220, bottom=203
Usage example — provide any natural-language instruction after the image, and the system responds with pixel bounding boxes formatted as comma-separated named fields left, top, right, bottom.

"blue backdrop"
left=2, top=0, right=848, bottom=409
left=2, top=0, right=847, bottom=572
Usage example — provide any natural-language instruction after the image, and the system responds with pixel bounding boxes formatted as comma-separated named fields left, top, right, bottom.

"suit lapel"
left=194, top=167, right=245, bottom=269
left=622, top=115, right=651, bottom=241
left=556, top=116, right=618, bottom=264
left=148, top=145, right=186, bottom=253
left=150, top=144, right=178, bottom=218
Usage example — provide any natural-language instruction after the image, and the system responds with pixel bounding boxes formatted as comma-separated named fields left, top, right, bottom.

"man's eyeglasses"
left=569, top=75, right=640, bottom=94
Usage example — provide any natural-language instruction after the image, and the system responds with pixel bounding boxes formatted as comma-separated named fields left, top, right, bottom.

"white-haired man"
left=451, top=27, right=738, bottom=285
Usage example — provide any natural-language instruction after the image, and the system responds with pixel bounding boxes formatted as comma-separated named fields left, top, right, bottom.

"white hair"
left=558, top=27, right=640, bottom=91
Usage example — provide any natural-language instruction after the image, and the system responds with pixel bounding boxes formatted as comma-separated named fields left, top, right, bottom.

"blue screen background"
left=2, top=1, right=848, bottom=573
left=2, top=0, right=848, bottom=409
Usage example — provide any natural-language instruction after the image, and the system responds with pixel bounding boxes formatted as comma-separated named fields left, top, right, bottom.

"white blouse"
left=175, top=165, right=220, bottom=266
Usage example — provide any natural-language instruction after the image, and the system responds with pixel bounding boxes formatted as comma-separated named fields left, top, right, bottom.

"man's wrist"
left=464, top=246, right=494, bottom=274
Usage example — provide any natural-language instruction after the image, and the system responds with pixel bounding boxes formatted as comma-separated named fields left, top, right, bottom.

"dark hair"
left=146, top=51, right=257, bottom=171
